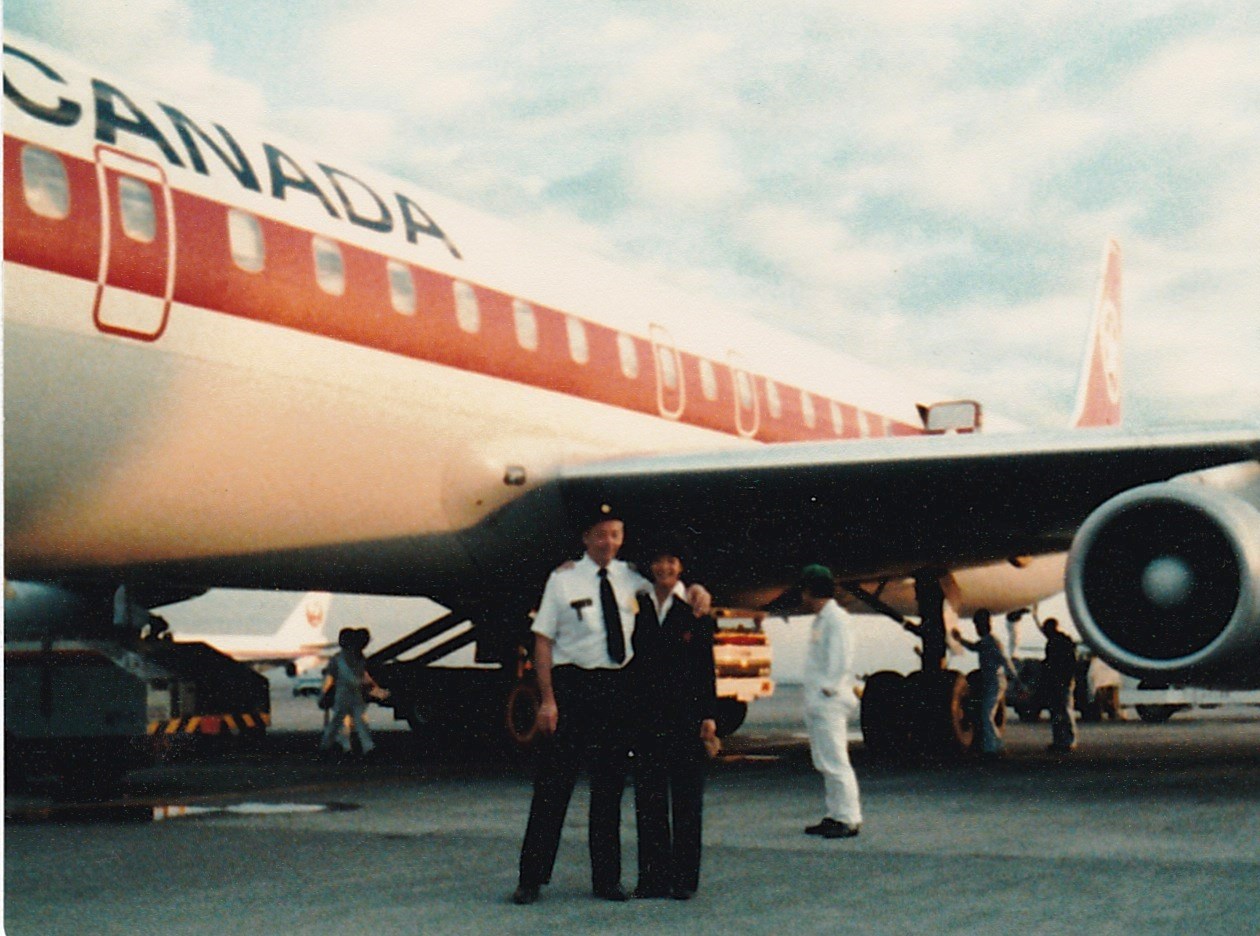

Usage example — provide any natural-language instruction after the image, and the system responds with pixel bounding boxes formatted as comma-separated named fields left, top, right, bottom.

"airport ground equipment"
left=365, top=607, right=774, bottom=747
left=4, top=582, right=270, bottom=786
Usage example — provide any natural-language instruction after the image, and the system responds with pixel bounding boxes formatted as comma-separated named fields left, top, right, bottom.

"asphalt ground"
left=5, top=683, right=1260, bottom=935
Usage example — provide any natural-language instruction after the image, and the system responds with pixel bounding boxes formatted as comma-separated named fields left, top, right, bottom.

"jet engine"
left=1066, top=470, right=1260, bottom=689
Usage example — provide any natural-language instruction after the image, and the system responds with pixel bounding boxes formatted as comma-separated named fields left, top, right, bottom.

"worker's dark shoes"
left=593, top=885, right=630, bottom=902
left=511, top=884, right=540, bottom=905
left=805, top=817, right=848, bottom=835
left=820, top=821, right=861, bottom=839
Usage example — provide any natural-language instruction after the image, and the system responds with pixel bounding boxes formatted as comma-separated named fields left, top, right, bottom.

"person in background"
left=319, top=627, right=388, bottom=759
left=798, top=564, right=863, bottom=839
left=628, top=539, right=718, bottom=901
left=1087, top=651, right=1126, bottom=721
left=1041, top=618, right=1079, bottom=751
left=952, top=609, right=1019, bottom=757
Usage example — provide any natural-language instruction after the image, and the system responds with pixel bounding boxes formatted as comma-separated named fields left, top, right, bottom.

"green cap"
left=798, top=564, right=834, bottom=592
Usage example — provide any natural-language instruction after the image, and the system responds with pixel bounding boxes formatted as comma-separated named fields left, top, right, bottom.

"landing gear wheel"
left=1135, top=704, right=1179, bottom=723
left=860, top=671, right=913, bottom=756
left=911, top=669, right=975, bottom=757
left=505, top=679, right=542, bottom=749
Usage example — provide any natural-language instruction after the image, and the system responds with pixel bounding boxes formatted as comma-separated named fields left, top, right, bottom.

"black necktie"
left=598, top=567, right=626, bottom=664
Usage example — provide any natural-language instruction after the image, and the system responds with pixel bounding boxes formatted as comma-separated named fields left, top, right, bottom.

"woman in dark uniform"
left=629, top=540, right=718, bottom=901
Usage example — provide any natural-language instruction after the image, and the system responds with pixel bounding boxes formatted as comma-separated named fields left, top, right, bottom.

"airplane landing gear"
left=851, top=571, right=1001, bottom=760
left=859, top=668, right=979, bottom=759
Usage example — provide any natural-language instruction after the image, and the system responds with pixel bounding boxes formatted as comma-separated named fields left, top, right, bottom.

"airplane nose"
left=1141, top=555, right=1194, bottom=609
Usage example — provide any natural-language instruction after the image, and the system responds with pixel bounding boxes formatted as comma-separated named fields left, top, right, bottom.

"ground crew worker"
left=798, top=564, right=863, bottom=839
left=952, top=609, right=1018, bottom=757
left=1042, top=617, right=1079, bottom=751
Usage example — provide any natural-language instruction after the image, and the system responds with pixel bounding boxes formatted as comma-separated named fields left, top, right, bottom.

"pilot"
left=512, top=508, right=710, bottom=906
left=798, top=565, right=863, bottom=839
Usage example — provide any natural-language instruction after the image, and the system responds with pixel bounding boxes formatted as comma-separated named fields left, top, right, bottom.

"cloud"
left=9, top=0, right=269, bottom=123
left=629, top=129, right=745, bottom=208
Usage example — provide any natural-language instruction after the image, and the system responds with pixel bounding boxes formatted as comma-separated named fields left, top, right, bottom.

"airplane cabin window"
left=830, top=401, right=845, bottom=435
left=387, top=260, right=416, bottom=314
left=228, top=210, right=265, bottom=272
left=514, top=300, right=539, bottom=350
left=453, top=280, right=480, bottom=333
left=21, top=145, right=70, bottom=219
left=566, top=316, right=589, bottom=364
left=765, top=379, right=782, bottom=419
left=118, top=176, right=156, bottom=243
left=699, top=359, right=718, bottom=401
left=312, top=236, right=345, bottom=296
left=617, top=333, right=639, bottom=379
left=801, top=390, right=816, bottom=428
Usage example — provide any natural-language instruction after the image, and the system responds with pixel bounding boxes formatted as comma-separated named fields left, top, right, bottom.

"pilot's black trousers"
left=517, top=666, right=632, bottom=892
left=633, top=725, right=707, bottom=893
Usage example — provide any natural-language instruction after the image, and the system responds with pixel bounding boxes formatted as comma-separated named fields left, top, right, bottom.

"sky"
left=6, top=0, right=1259, bottom=430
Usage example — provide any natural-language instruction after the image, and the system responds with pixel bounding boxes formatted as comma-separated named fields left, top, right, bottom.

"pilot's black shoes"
left=511, top=884, right=540, bottom=905
left=671, top=887, right=696, bottom=900
left=593, top=885, right=631, bottom=902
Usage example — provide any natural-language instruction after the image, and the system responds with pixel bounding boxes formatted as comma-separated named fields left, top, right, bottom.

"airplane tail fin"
left=274, top=591, right=334, bottom=647
left=1070, top=238, right=1123, bottom=428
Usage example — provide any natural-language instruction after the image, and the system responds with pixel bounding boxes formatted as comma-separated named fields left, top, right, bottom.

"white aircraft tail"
left=274, top=591, right=334, bottom=646
left=1070, top=238, right=1123, bottom=428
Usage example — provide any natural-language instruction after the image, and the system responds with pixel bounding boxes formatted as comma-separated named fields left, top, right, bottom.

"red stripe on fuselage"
left=4, top=134, right=920, bottom=444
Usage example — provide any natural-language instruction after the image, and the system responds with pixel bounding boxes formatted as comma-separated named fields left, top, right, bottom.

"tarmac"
left=5, top=683, right=1260, bottom=935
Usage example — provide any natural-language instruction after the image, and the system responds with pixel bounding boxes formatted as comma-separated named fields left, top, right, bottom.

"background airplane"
left=168, top=591, right=335, bottom=676
left=4, top=31, right=1257, bottom=776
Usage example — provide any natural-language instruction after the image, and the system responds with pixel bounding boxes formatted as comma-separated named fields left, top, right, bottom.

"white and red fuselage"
left=4, top=35, right=1062, bottom=615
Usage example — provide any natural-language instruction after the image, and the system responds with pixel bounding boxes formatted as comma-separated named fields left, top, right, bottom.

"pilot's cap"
left=578, top=504, right=623, bottom=535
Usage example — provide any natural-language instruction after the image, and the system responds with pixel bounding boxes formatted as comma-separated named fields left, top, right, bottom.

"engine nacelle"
left=1066, top=476, right=1260, bottom=689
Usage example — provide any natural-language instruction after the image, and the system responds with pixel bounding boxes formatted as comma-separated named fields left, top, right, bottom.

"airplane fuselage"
left=4, top=34, right=1054, bottom=623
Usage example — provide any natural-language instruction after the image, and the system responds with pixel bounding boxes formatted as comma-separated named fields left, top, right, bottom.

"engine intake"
left=1066, top=480, right=1260, bottom=689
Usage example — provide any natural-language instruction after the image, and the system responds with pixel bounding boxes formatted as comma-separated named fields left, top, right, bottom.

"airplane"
left=168, top=591, right=335, bottom=676
left=4, top=32, right=1258, bottom=768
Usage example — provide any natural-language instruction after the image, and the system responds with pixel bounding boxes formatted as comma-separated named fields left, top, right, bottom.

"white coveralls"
left=802, top=599, right=862, bottom=826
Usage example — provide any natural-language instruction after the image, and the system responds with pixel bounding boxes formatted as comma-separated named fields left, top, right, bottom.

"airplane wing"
left=550, top=426, right=1260, bottom=598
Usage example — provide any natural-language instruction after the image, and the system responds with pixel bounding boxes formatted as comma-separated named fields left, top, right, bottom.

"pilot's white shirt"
left=531, top=555, right=650, bottom=669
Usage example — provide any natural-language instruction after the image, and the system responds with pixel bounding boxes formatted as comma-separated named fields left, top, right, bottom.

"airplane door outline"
left=92, top=146, right=176, bottom=341
left=729, top=352, right=760, bottom=438
left=649, top=323, right=686, bottom=420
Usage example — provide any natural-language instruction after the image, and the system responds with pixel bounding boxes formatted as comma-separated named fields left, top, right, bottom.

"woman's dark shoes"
left=511, top=884, right=540, bottom=905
